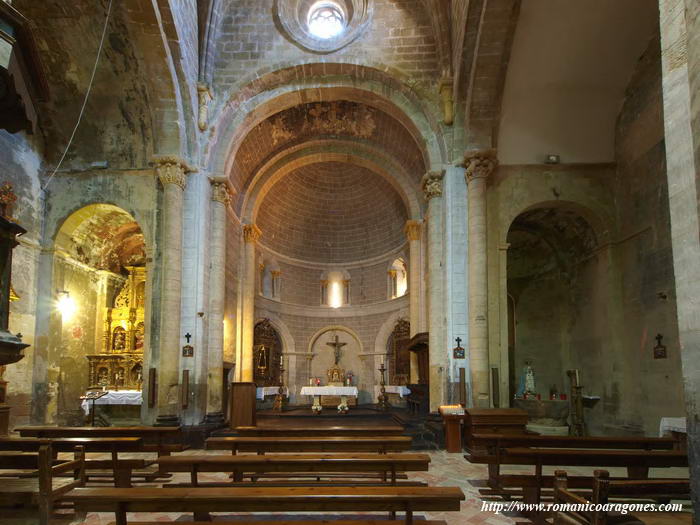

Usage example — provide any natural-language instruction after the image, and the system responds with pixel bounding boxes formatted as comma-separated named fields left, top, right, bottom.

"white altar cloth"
left=374, top=385, right=411, bottom=400
left=300, top=386, right=358, bottom=397
left=81, top=390, right=142, bottom=415
left=257, top=386, right=289, bottom=400
left=659, top=417, right=686, bottom=437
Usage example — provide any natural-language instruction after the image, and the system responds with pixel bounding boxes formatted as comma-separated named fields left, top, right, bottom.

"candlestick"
left=377, top=361, right=390, bottom=411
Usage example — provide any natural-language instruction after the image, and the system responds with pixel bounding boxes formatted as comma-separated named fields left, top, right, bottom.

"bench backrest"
left=235, top=425, right=405, bottom=436
left=473, top=433, right=679, bottom=450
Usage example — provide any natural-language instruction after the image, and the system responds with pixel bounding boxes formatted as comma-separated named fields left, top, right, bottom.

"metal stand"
left=377, top=362, right=391, bottom=411
left=567, top=369, right=585, bottom=437
left=80, top=390, right=108, bottom=427
left=273, top=362, right=285, bottom=412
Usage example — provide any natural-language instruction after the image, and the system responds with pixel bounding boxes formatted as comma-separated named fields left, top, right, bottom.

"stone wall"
left=0, top=128, right=44, bottom=429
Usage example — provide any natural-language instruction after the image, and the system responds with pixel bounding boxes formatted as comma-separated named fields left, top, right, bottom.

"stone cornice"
left=255, top=294, right=409, bottom=319
left=404, top=220, right=422, bottom=241
left=464, top=149, right=498, bottom=183
left=421, top=170, right=445, bottom=200
left=243, top=224, right=262, bottom=244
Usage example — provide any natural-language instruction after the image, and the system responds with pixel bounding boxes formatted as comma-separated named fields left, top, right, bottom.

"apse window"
left=321, top=269, right=350, bottom=308
left=307, top=1, right=345, bottom=39
left=388, top=258, right=408, bottom=299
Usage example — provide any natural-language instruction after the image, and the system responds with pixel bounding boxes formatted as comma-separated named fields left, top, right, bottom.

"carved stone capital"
left=243, top=224, right=261, bottom=244
left=404, top=220, right=422, bottom=241
left=464, top=150, right=498, bottom=183
left=421, top=170, right=445, bottom=200
left=153, top=157, right=193, bottom=191
left=210, top=178, right=233, bottom=205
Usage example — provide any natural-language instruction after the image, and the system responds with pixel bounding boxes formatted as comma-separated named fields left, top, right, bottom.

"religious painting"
left=388, top=319, right=410, bottom=385
left=253, top=319, right=282, bottom=386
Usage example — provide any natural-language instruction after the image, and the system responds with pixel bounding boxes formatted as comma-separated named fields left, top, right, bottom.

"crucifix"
left=326, top=335, right=347, bottom=365
left=184, top=333, right=192, bottom=343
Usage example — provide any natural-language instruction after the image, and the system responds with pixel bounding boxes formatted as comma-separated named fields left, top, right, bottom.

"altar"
left=374, top=385, right=411, bottom=401
left=80, top=389, right=142, bottom=415
left=300, top=386, right=358, bottom=413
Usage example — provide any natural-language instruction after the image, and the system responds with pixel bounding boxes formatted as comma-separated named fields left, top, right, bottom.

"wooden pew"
left=0, top=436, right=144, bottom=487
left=465, top=434, right=684, bottom=497
left=235, top=425, right=405, bottom=437
left=63, top=485, right=465, bottom=525
left=476, top=447, right=688, bottom=506
left=207, top=435, right=413, bottom=454
left=156, top=453, right=429, bottom=486
left=15, top=425, right=184, bottom=455
left=468, top=433, right=680, bottom=454
left=553, top=470, right=692, bottom=525
left=0, top=443, right=85, bottom=525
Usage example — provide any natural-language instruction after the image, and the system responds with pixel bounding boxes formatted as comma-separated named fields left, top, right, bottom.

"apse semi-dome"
left=256, top=162, right=408, bottom=264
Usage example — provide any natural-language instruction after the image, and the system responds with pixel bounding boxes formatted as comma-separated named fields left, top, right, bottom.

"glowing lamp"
left=56, top=290, right=76, bottom=320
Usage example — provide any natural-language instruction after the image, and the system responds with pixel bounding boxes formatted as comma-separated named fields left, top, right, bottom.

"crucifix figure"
left=455, top=337, right=462, bottom=348
left=326, top=335, right=347, bottom=365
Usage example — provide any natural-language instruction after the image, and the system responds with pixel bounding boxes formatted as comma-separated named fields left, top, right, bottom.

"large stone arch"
left=206, top=63, right=448, bottom=176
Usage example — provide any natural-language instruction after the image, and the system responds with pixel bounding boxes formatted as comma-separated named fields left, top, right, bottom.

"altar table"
left=300, top=386, right=358, bottom=413
left=256, top=386, right=289, bottom=400
left=374, top=385, right=411, bottom=401
left=80, top=390, right=142, bottom=415
left=659, top=417, right=686, bottom=436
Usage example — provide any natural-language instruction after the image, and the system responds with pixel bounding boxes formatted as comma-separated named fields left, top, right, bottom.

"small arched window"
left=321, top=269, right=350, bottom=308
left=260, top=260, right=281, bottom=300
left=388, top=258, right=408, bottom=299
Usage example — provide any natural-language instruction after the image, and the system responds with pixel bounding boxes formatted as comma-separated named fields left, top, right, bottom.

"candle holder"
left=273, top=361, right=285, bottom=412
left=377, top=361, right=390, bottom=411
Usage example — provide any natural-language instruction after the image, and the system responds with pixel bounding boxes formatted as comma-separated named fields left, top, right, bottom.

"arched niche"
left=39, top=204, right=148, bottom=424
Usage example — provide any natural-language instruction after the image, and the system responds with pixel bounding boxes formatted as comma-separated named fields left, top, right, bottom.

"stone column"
left=422, top=170, right=446, bottom=411
left=464, top=150, right=497, bottom=407
left=240, top=224, right=261, bottom=382
left=205, top=178, right=232, bottom=425
left=154, top=157, right=190, bottom=425
left=404, top=219, right=422, bottom=384
left=659, top=0, right=700, bottom=511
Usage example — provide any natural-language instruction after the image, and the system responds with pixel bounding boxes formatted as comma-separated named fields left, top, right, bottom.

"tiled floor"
left=8, top=449, right=692, bottom=525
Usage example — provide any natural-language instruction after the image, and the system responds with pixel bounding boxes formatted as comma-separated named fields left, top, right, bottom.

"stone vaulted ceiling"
left=231, top=99, right=427, bottom=198
left=256, top=162, right=408, bottom=264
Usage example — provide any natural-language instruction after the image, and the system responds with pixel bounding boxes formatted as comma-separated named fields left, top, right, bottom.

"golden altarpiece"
left=87, top=266, right=145, bottom=390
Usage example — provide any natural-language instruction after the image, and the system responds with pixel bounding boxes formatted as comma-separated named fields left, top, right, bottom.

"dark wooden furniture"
left=64, top=485, right=465, bottom=525
left=439, top=412, right=464, bottom=453
left=0, top=436, right=143, bottom=487
left=463, top=408, right=528, bottom=452
left=553, top=470, right=692, bottom=525
left=472, top=446, right=688, bottom=508
left=14, top=425, right=184, bottom=454
left=206, top=436, right=413, bottom=455
left=230, top=382, right=256, bottom=428
left=235, top=425, right=405, bottom=437
left=157, top=453, right=430, bottom=485
left=0, top=443, right=85, bottom=525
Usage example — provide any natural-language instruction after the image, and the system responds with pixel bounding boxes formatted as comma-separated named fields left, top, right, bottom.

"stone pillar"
left=205, top=178, right=232, bottom=425
left=464, top=150, right=497, bottom=407
left=240, top=224, right=261, bottom=383
left=422, top=170, right=446, bottom=411
left=659, top=0, right=700, bottom=511
left=405, top=219, right=422, bottom=384
left=154, top=157, right=190, bottom=425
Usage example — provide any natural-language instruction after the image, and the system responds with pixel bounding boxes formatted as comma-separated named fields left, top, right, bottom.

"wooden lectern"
left=229, top=382, right=256, bottom=429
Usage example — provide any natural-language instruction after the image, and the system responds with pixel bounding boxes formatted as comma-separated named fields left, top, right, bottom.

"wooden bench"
left=0, top=436, right=145, bottom=487
left=468, top=433, right=680, bottom=454
left=235, top=425, right=405, bottom=437
left=0, top=443, right=85, bottom=525
left=15, top=425, right=185, bottom=455
left=115, top=521, right=446, bottom=525
left=553, top=470, right=692, bottom=525
left=206, top=435, right=413, bottom=454
left=157, top=453, right=430, bottom=485
left=475, top=447, right=688, bottom=506
left=64, top=485, right=465, bottom=525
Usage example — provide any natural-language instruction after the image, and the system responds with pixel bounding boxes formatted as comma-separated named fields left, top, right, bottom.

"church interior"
left=0, top=0, right=698, bottom=523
